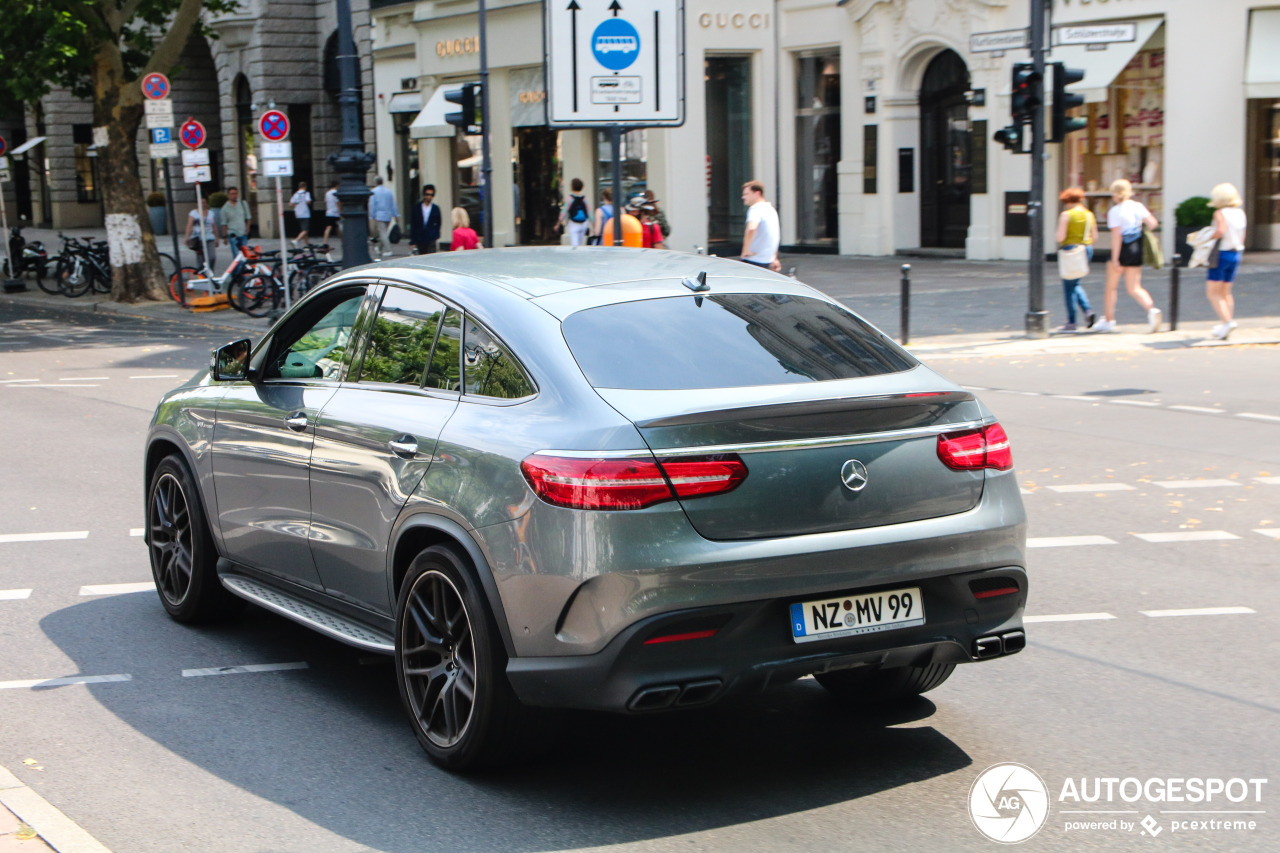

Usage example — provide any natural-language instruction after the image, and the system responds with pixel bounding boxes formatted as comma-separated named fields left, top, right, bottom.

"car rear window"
left=561, top=294, right=916, bottom=390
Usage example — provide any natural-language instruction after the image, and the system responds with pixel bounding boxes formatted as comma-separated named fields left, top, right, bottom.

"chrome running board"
left=220, top=574, right=395, bottom=653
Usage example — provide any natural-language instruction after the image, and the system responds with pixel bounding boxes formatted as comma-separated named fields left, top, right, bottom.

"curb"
left=0, top=765, right=111, bottom=853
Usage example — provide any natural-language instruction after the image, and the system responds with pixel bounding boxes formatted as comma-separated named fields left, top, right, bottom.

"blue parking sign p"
left=151, top=127, right=172, bottom=144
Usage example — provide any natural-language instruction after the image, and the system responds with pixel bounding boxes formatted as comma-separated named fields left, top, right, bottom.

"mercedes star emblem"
left=840, top=459, right=869, bottom=492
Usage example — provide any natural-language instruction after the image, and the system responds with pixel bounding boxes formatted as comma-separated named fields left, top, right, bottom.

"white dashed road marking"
left=128, top=375, right=179, bottom=380
left=1132, top=531, right=1241, bottom=543
left=0, top=674, right=132, bottom=690
left=1154, top=479, right=1240, bottom=489
left=79, top=582, right=155, bottom=596
left=1140, top=607, right=1256, bottom=618
left=1168, top=406, right=1224, bottom=414
left=1027, top=535, right=1117, bottom=548
left=1110, top=399, right=1160, bottom=407
left=0, top=379, right=38, bottom=383
left=1255, top=529, right=1280, bottom=539
left=1256, top=477, right=1280, bottom=485
left=1238, top=413, right=1280, bottom=423
left=60, top=376, right=109, bottom=381
left=130, top=528, right=144, bottom=537
left=0, top=531, right=90, bottom=543
left=1025, top=613, right=1117, bottom=623
left=6, top=384, right=102, bottom=388
left=0, top=589, right=33, bottom=600
left=182, top=662, right=309, bottom=678
left=1047, top=483, right=1137, bottom=493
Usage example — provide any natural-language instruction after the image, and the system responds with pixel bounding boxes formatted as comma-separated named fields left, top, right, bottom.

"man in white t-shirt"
left=740, top=180, right=781, bottom=271
left=289, top=181, right=312, bottom=246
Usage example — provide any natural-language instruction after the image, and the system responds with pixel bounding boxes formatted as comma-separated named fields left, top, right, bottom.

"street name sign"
left=183, top=165, right=211, bottom=183
left=971, top=28, right=1030, bottom=53
left=181, top=147, right=210, bottom=166
left=1054, top=23, right=1137, bottom=46
left=545, top=0, right=685, bottom=126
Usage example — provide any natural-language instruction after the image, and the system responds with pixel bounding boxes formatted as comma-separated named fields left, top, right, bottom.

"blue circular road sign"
left=591, top=18, right=640, bottom=71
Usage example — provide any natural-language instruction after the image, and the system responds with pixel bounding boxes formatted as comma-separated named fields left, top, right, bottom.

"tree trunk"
left=93, top=53, right=167, bottom=303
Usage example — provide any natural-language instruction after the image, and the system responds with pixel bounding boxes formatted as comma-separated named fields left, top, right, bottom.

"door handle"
left=389, top=436, right=418, bottom=458
left=284, top=412, right=309, bottom=431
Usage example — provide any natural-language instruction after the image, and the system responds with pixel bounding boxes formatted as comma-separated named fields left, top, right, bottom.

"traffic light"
left=445, top=83, right=481, bottom=135
left=1010, top=63, right=1041, bottom=124
left=1051, top=62, right=1087, bottom=142
left=994, top=124, right=1023, bottom=153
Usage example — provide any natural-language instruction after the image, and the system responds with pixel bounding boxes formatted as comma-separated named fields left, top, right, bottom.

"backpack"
left=568, top=194, right=589, bottom=223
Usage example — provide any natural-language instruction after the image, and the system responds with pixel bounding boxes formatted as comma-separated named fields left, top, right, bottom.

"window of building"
left=72, top=124, right=100, bottom=204
left=706, top=57, right=752, bottom=250
left=795, top=53, right=840, bottom=244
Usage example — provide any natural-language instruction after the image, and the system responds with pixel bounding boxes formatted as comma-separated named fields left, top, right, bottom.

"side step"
left=220, top=573, right=395, bottom=654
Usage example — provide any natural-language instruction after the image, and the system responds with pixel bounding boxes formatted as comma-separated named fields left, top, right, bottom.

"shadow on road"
left=42, top=594, right=972, bottom=853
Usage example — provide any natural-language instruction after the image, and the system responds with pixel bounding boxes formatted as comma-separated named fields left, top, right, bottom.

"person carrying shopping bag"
left=1054, top=187, right=1097, bottom=332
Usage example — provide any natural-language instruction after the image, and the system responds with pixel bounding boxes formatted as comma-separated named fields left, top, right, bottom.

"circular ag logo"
left=969, top=763, right=1050, bottom=844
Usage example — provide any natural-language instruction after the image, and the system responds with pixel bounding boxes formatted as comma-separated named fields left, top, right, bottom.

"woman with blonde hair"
left=1098, top=179, right=1161, bottom=333
left=449, top=206, right=480, bottom=250
left=1205, top=182, right=1246, bottom=339
left=1054, top=187, right=1097, bottom=331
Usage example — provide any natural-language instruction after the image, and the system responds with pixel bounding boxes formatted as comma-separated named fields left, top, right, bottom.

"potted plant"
left=1174, top=196, right=1213, bottom=267
left=146, top=191, right=167, bottom=235
left=207, top=191, right=228, bottom=230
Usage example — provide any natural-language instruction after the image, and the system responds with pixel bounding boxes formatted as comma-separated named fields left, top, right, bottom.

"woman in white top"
left=1099, top=179, right=1161, bottom=333
left=290, top=181, right=312, bottom=246
left=1205, top=182, right=1247, bottom=340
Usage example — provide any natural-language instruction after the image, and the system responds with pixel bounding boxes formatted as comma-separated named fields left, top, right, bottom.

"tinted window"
left=462, top=318, right=536, bottom=399
left=562, top=294, right=916, bottom=390
left=424, top=308, right=462, bottom=391
left=264, top=293, right=365, bottom=381
left=359, top=287, right=445, bottom=386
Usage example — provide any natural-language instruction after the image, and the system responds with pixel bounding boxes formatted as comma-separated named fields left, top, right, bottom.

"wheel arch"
left=390, top=512, right=516, bottom=657
left=144, top=431, right=217, bottom=547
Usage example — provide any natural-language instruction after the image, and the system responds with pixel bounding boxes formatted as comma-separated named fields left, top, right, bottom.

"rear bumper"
left=506, top=565, right=1026, bottom=712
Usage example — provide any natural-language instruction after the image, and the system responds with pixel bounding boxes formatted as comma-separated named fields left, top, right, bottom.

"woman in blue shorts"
left=1205, top=183, right=1247, bottom=340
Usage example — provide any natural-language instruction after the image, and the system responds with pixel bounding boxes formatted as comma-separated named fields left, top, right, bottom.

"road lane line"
left=1027, top=535, right=1117, bottom=548
left=79, top=582, right=155, bottom=596
left=1254, top=529, right=1280, bottom=539
left=1168, top=406, right=1225, bottom=414
left=0, top=589, right=33, bottom=600
left=1154, top=479, right=1241, bottom=489
left=128, top=374, right=179, bottom=380
left=182, top=662, right=309, bottom=678
left=1047, top=483, right=1137, bottom=493
left=130, top=528, right=144, bottom=537
left=1132, top=530, right=1241, bottom=543
left=1140, top=606, right=1255, bottom=618
left=0, top=379, right=38, bottom=383
left=1239, top=413, right=1280, bottom=423
left=59, top=377, right=109, bottom=381
left=1255, top=477, right=1280, bottom=485
left=1025, top=613, right=1116, bottom=623
left=6, top=384, right=102, bottom=388
left=0, top=531, right=89, bottom=543
left=0, top=674, right=132, bottom=690
left=1052, top=395, right=1100, bottom=401
left=1110, top=399, right=1160, bottom=407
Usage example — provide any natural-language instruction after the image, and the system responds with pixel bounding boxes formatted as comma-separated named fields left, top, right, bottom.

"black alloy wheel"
left=149, top=469, right=194, bottom=607
left=400, top=568, right=478, bottom=750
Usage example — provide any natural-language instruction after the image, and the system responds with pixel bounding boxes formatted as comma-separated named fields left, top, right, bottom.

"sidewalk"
left=0, top=764, right=110, bottom=853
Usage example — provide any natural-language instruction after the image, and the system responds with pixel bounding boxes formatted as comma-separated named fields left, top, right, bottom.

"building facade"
left=369, top=0, right=1280, bottom=257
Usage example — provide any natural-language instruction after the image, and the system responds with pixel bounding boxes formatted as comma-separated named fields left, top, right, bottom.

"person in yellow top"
left=1054, top=187, right=1098, bottom=331
left=600, top=197, right=644, bottom=247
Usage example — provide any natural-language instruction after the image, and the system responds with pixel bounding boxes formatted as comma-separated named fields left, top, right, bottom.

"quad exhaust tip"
left=628, top=678, right=724, bottom=712
left=973, top=630, right=1025, bottom=660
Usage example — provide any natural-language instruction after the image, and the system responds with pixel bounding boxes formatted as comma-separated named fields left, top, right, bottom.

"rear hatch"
left=560, top=291, right=986, bottom=541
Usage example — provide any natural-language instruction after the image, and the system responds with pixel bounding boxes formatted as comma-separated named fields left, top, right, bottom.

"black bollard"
left=900, top=263, right=911, bottom=345
left=1169, top=253, right=1180, bottom=331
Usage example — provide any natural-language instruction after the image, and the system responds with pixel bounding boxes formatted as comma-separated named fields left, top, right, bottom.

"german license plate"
left=790, top=587, right=924, bottom=643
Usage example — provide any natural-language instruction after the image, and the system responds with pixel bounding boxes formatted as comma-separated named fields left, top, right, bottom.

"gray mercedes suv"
left=145, top=248, right=1027, bottom=769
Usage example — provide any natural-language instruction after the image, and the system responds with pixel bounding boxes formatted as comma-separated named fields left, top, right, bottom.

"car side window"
left=462, top=316, right=535, bottom=399
left=424, top=308, right=462, bottom=391
left=263, top=292, right=365, bottom=381
left=359, top=287, right=446, bottom=387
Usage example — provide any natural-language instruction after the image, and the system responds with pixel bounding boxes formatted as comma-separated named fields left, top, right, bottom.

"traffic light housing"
left=1051, top=62, right=1087, bottom=142
left=1011, top=63, right=1041, bottom=124
left=994, top=124, right=1023, bottom=153
left=445, top=83, right=481, bottom=135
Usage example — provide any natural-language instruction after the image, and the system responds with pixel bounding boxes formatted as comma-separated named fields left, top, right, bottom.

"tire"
left=58, top=257, right=93, bottom=298
left=815, top=662, right=955, bottom=706
left=90, top=262, right=113, bottom=294
left=395, top=545, right=539, bottom=770
left=232, top=273, right=280, bottom=317
left=168, top=267, right=200, bottom=307
left=157, top=252, right=179, bottom=282
left=146, top=454, right=241, bottom=624
left=36, top=257, right=61, bottom=294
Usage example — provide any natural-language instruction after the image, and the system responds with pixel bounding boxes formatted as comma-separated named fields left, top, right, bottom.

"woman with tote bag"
left=1054, top=187, right=1097, bottom=332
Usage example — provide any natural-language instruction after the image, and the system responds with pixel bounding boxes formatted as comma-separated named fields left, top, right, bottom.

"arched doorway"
left=918, top=50, right=971, bottom=249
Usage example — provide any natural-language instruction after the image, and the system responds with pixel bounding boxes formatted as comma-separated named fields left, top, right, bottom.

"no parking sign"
left=258, top=110, right=290, bottom=141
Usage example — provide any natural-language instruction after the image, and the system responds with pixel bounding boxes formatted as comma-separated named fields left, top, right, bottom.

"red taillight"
left=520, top=454, right=747, bottom=510
left=937, top=423, right=1013, bottom=471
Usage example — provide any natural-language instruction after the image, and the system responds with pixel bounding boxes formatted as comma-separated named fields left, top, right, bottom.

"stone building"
left=0, top=0, right=376, bottom=237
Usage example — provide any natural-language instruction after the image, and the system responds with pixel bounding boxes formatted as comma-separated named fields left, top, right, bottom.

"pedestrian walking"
left=635, top=197, right=666, bottom=248
left=220, top=186, right=252, bottom=257
left=590, top=188, right=613, bottom=245
left=739, top=180, right=781, bottom=271
left=1054, top=187, right=1097, bottom=332
left=368, top=176, right=399, bottom=258
left=1098, top=179, right=1161, bottom=333
left=449, top=207, right=481, bottom=251
left=184, top=206, right=217, bottom=269
left=410, top=184, right=442, bottom=254
left=322, top=180, right=341, bottom=244
left=1205, top=182, right=1247, bottom=339
left=560, top=178, right=592, bottom=247
left=644, top=190, right=670, bottom=244
left=289, top=181, right=312, bottom=246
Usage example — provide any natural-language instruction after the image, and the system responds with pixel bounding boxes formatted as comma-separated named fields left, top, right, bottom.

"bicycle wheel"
left=232, top=273, right=281, bottom=318
left=91, top=263, right=113, bottom=294
left=157, top=253, right=179, bottom=282
left=59, top=257, right=93, bottom=298
left=168, top=267, right=201, bottom=307
left=36, top=256, right=62, bottom=294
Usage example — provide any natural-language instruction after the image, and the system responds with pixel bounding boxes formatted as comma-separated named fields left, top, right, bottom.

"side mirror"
left=211, top=339, right=252, bottom=381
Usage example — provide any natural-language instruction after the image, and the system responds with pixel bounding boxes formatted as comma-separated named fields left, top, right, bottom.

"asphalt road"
left=0, top=301, right=1276, bottom=853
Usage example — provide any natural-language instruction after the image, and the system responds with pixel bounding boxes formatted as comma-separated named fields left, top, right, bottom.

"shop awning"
left=410, top=88, right=457, bottom=139
left=387, top=92, right=422, bottom=114
left=1050, top=17, right=1163, bottom=103
left=1246, top=9, right=1280, bottom=98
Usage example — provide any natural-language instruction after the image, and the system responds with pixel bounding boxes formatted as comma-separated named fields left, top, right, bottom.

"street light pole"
left=1025, top=0, right=1049, bottom=337
left=329, top=0, right=374, bottom=268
